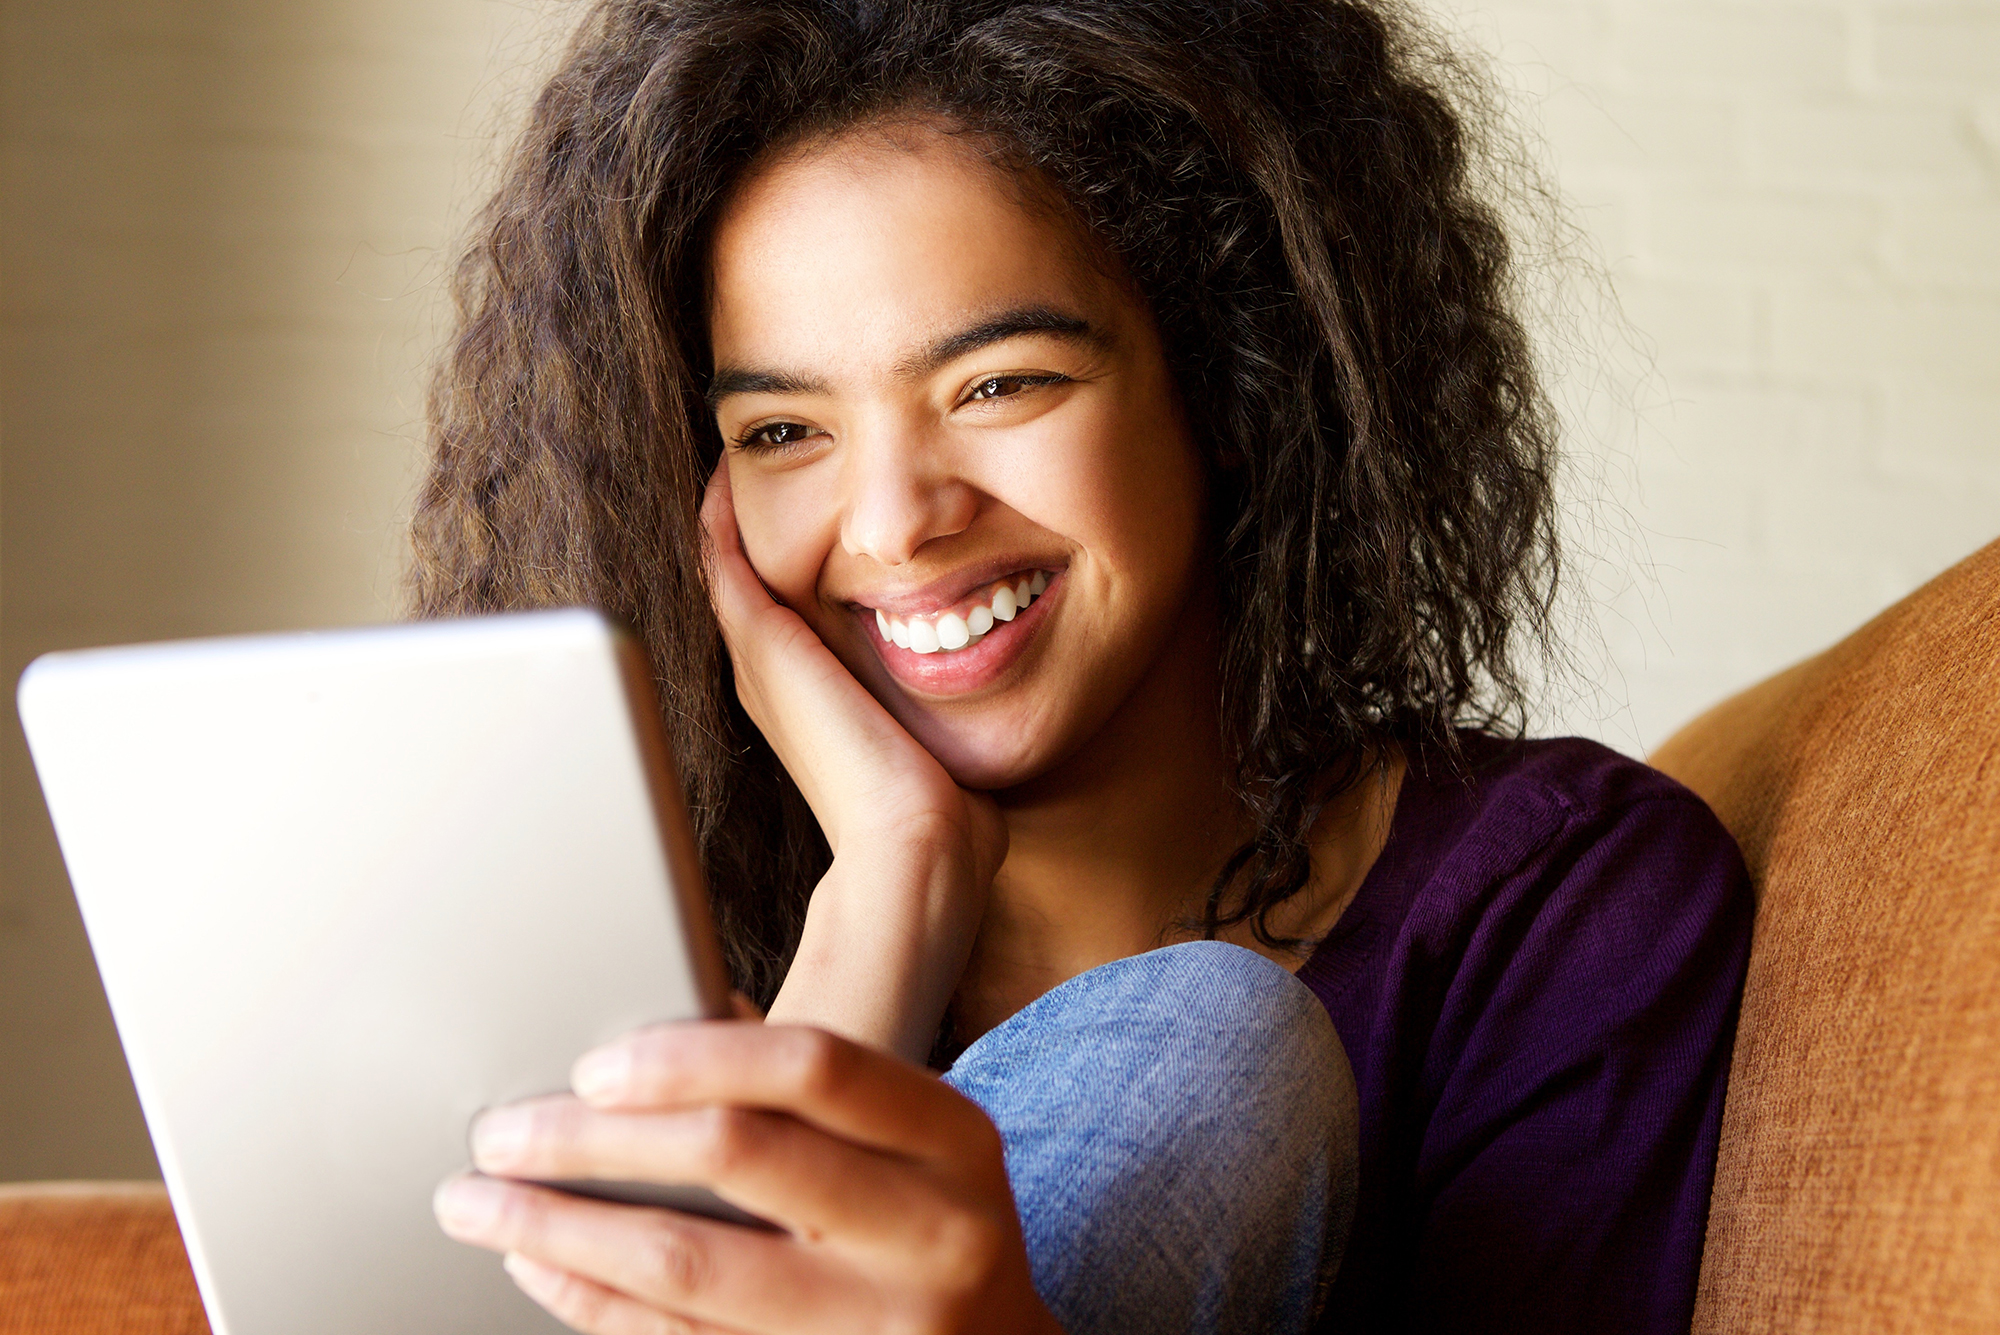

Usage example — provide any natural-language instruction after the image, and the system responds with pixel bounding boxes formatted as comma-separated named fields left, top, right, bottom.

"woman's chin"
left=906, top=712, right=1063, bottom=794
left=930, top=739, right=1045, bottom=794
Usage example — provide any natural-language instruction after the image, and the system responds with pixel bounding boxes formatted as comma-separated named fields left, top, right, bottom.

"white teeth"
left=877, top=571, right=1050, bottom=656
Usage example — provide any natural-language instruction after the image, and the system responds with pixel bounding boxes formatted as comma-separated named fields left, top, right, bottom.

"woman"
left=417, top=1, right=1753, bottom=1331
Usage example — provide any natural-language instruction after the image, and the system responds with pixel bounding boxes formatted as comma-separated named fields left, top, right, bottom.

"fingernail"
left=572, top=1045, right=631, bottom=1104
left=470, top=1106, right=531, bottom=1171
left=433, top=1175, right=508, bottom=1239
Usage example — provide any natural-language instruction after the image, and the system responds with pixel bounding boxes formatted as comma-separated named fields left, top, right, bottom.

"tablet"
left=18, top=609, right=738, bottom=1335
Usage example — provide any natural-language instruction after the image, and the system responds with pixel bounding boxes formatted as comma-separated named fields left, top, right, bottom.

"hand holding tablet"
left=433, top=1018, right=1058, bottom=1335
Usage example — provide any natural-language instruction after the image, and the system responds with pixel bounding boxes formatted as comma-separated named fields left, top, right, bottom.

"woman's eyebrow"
left=705, top=367, right=829, bottom=409
left=895, top=306, right=1110, bottom=379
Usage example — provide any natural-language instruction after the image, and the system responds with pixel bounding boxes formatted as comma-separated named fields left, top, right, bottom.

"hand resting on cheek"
left=700, top=462, right=1009, bottom=1063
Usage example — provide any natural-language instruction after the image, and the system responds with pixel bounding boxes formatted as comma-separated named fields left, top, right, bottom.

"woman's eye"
left=735, top=421, right=820, bottom=450
left=968, top=374, right=1065, bottom=402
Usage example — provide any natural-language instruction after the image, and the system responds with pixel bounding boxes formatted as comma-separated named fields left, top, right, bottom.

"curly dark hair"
left=411, top=0, right=1560, bottom=1005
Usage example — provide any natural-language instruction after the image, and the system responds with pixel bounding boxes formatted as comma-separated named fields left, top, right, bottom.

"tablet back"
left=17, top=609, right=732, bottom=1335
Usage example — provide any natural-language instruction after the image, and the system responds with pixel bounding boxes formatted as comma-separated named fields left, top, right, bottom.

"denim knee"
left=945, top=941, right=1358, bottom=1335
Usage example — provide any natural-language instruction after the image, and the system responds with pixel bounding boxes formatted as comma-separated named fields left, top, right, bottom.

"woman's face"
left=707, top=120, right=1206, bottom=790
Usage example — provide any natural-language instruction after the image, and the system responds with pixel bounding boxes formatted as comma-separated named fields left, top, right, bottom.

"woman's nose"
left=838, top=431, right=979, bottom=567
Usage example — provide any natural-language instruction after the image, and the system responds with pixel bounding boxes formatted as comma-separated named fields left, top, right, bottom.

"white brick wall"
left=1435, top=0, right=2000, bottom=754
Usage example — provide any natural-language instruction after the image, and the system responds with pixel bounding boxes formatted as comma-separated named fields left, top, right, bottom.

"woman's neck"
left=951, top=595, right=1404, bottom=1044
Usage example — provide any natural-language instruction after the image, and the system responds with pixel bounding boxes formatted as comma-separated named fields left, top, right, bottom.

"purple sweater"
left=1300, top=733, right=1753, bottom=1334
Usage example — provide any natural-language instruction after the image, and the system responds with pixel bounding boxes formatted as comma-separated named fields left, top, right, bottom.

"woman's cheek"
left=1020, top=404, right=1194, bottom=602
left=980, top=411, right=1121, bottom=548
left=726, top=459, right=838, bottom=608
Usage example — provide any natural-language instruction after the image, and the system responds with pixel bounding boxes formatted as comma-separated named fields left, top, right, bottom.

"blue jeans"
left=943, top=941, right=1358, bottom=1335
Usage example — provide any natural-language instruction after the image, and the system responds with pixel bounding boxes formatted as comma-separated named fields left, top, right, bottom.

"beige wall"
left=0, top=0, right=550, bottom=1180
left=2, top=0, right=1995, bottom=1180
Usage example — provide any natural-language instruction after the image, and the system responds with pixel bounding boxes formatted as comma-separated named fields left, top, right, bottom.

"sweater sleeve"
left=1401, top=790, right=1753, bottom=1335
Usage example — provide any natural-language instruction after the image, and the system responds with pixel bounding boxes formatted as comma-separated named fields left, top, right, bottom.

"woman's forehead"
left=706, top=122, right=1127, bottom=377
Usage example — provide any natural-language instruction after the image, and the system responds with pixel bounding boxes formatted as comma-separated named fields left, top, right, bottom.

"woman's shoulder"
left=1310, top=728, right=1752, bottom=987
left=1421, top=728, right=1722, bottom=834
left=1380, top=729, right=1744, bottom=903
left=1312, top=742, right=1755, bottom=1335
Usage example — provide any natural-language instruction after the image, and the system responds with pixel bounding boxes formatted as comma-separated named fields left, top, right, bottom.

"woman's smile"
left=861, top=567, right=1060, bottom=695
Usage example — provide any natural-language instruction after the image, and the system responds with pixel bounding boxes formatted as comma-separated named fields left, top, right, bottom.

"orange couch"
left=5, top=538, right=1997, bottom=1334
left=1652, top=536, right=2000, bottom=1332
left=0, top=1182, right=207, bottom=1334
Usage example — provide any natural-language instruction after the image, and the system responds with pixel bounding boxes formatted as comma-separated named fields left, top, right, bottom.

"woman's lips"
left=873, top=570, right=1048, bottom=654
left=860, top=569, right=1059, bottom=695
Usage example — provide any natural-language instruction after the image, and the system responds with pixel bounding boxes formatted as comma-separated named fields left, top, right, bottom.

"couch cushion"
left=0, top=1182, right=209, bottom=1335
left=1650, top=536, right=2000, bottom=1334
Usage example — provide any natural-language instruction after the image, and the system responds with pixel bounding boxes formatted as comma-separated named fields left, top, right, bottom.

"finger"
left=437, top=1174, right=850, bottom=1334
left=502, top=1253, right=741, bottom=1335
left=700, top=454, right=732, bottom=528
left=569, top=1022, right=998, bottom=1164
left=698, top=462, right=780, bottom=633
left=697, top=456, right=734, bottom=559
left=471, top=1097, right=944, bottom=1244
